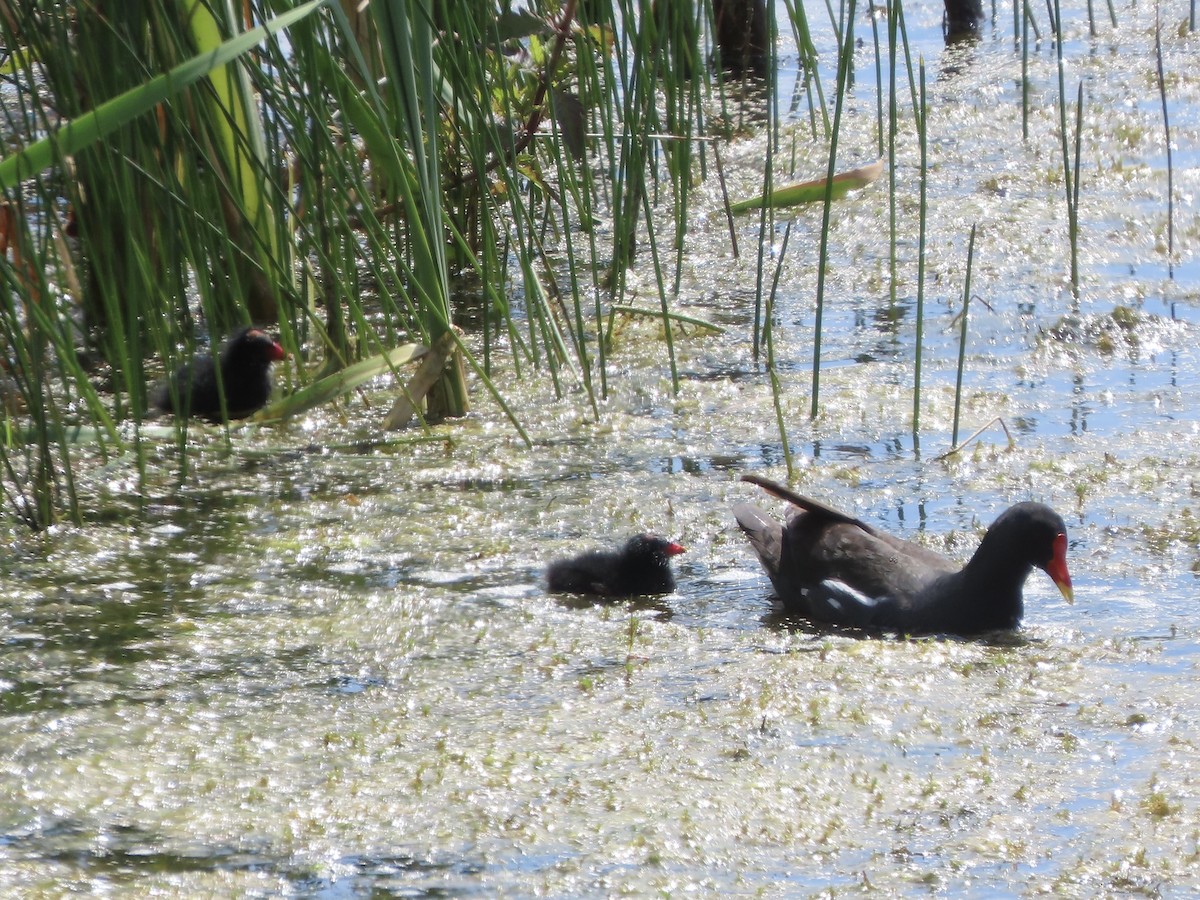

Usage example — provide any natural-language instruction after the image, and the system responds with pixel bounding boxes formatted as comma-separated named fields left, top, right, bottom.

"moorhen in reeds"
left=734, top=474, right=1074, bottom=635
left=152, top=326, right=286, bottom=422
left=547, top=534, right=686, bottom=597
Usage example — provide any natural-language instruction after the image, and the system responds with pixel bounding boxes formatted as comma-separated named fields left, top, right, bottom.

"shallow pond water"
left=2, top=1, right=1200, bottom=897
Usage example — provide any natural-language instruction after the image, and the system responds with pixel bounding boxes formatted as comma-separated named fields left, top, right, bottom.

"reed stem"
left=811, top=0, right=858, bottom=420
left=869, top=0, right=884, bottom=157
left=1052, top=0, right=1080, bottom=296
left=1154, top=12, right=1176, bottom=278
left=1021, top=0, right=1030, bottom=142
left=752, top=124, right=775, bottom=361
left=952, top=224, right=977, bottom=448
left=767, top=222, right=796, bottom=477
left=913, top=59, right=928, bottom=437
left=1072, top=81, right=1084, bottom=291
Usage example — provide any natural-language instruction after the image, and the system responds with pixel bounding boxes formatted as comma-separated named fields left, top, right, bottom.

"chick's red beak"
left=664, top=541, right=686, bottom=557
left=1046, top=532, right=1074, bottom=604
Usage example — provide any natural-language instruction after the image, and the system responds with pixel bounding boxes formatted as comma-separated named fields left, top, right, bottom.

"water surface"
left=2, top=1, right=1199, bottom=896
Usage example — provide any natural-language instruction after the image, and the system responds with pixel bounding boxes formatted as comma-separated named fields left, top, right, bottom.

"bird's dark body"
left=153, top=327, right=285, bottom=422
left=547, top=535, right=685, bottom=597
left=734, top=475, right=1073, bottom=635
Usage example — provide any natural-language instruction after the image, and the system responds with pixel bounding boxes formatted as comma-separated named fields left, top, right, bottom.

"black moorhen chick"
left=734, top=474, right=1074, bottom=635
left=547, top=534, right=686, bottom=597
left=152, top=326, right=286, bottom=422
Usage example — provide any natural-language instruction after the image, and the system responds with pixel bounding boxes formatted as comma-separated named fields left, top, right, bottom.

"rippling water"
left=2, top=1, right=1199, bottom=896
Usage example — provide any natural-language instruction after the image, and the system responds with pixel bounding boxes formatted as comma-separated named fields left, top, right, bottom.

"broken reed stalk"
left=935, top=416, right=1015, bottom=461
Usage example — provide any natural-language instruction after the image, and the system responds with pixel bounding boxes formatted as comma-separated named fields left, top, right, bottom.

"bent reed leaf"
left=729, top=159, right=883, bottom=213
left=245, top=343, right=429, bottom=426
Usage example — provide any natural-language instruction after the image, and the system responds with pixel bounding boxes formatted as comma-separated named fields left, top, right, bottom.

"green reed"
left=0, top=0, right=776, bottom=524
left=752, top=131, right=776, bottom=362
left=767, top=222, right=796, bottom=477
left=1154, top=14, right=1176, bottom=277
left=912, top=59, right=928, bottom=438
left=952, top=224, right=978, bottom=449
left=888, top=0, right=919, bottom=310
left=868, top=0, right=884, bottom=156
left=1072, top=81, right=1084, bottom=291
left=1052, top=0, right=1081, bottom=296
left=811, top=0, right=858, bottom=420
left=781, top=0, right=830, bottom=136
left=1021, top=0, right=1030, bottom=141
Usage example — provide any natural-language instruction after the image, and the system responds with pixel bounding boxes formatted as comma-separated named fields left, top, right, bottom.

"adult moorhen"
left=734, top=474, right=1074, bottom=635
left=547, top=534, right=686, bottom=597
left=152, top=326, right=286, bottom=422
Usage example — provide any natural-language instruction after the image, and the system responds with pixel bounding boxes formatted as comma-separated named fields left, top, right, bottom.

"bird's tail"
left=740, top=474, right=876, bottom=534
left=733, top=502, right=784, bottom=575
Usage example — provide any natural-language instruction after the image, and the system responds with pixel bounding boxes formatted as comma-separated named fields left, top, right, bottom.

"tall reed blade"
left=752, top=125, right=776, bottom=360
left=869, top=0, right=884, bottom=156
left=913, top=59, right=928, bottom=438
left=952, top=224, right=978, bottom=449
left=780, top=0, right=829, bottom=136
left=888, top=0, right=919, bottom=311
left=1052, top=0, right=1080, bottom=297
left=371, top=0, right=469, bottom=421
left=811, top=0, right=858, bottom=420
left=1021, top=0, right=1030, bottom=142
left=1154, top=13, right=1175, bottom=278
left=766, top=223, right=795, bottom=477
left=1071, top=80, right=1084, bottom=294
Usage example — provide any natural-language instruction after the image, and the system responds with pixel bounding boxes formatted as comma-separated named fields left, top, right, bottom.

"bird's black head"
left=986, top=502, right=1073, bottom=602
left=222, top=326, right=287, bottom=371
left=624, top=534, right=687, bottom=563
left=616, top=534, right=686, bottom=595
